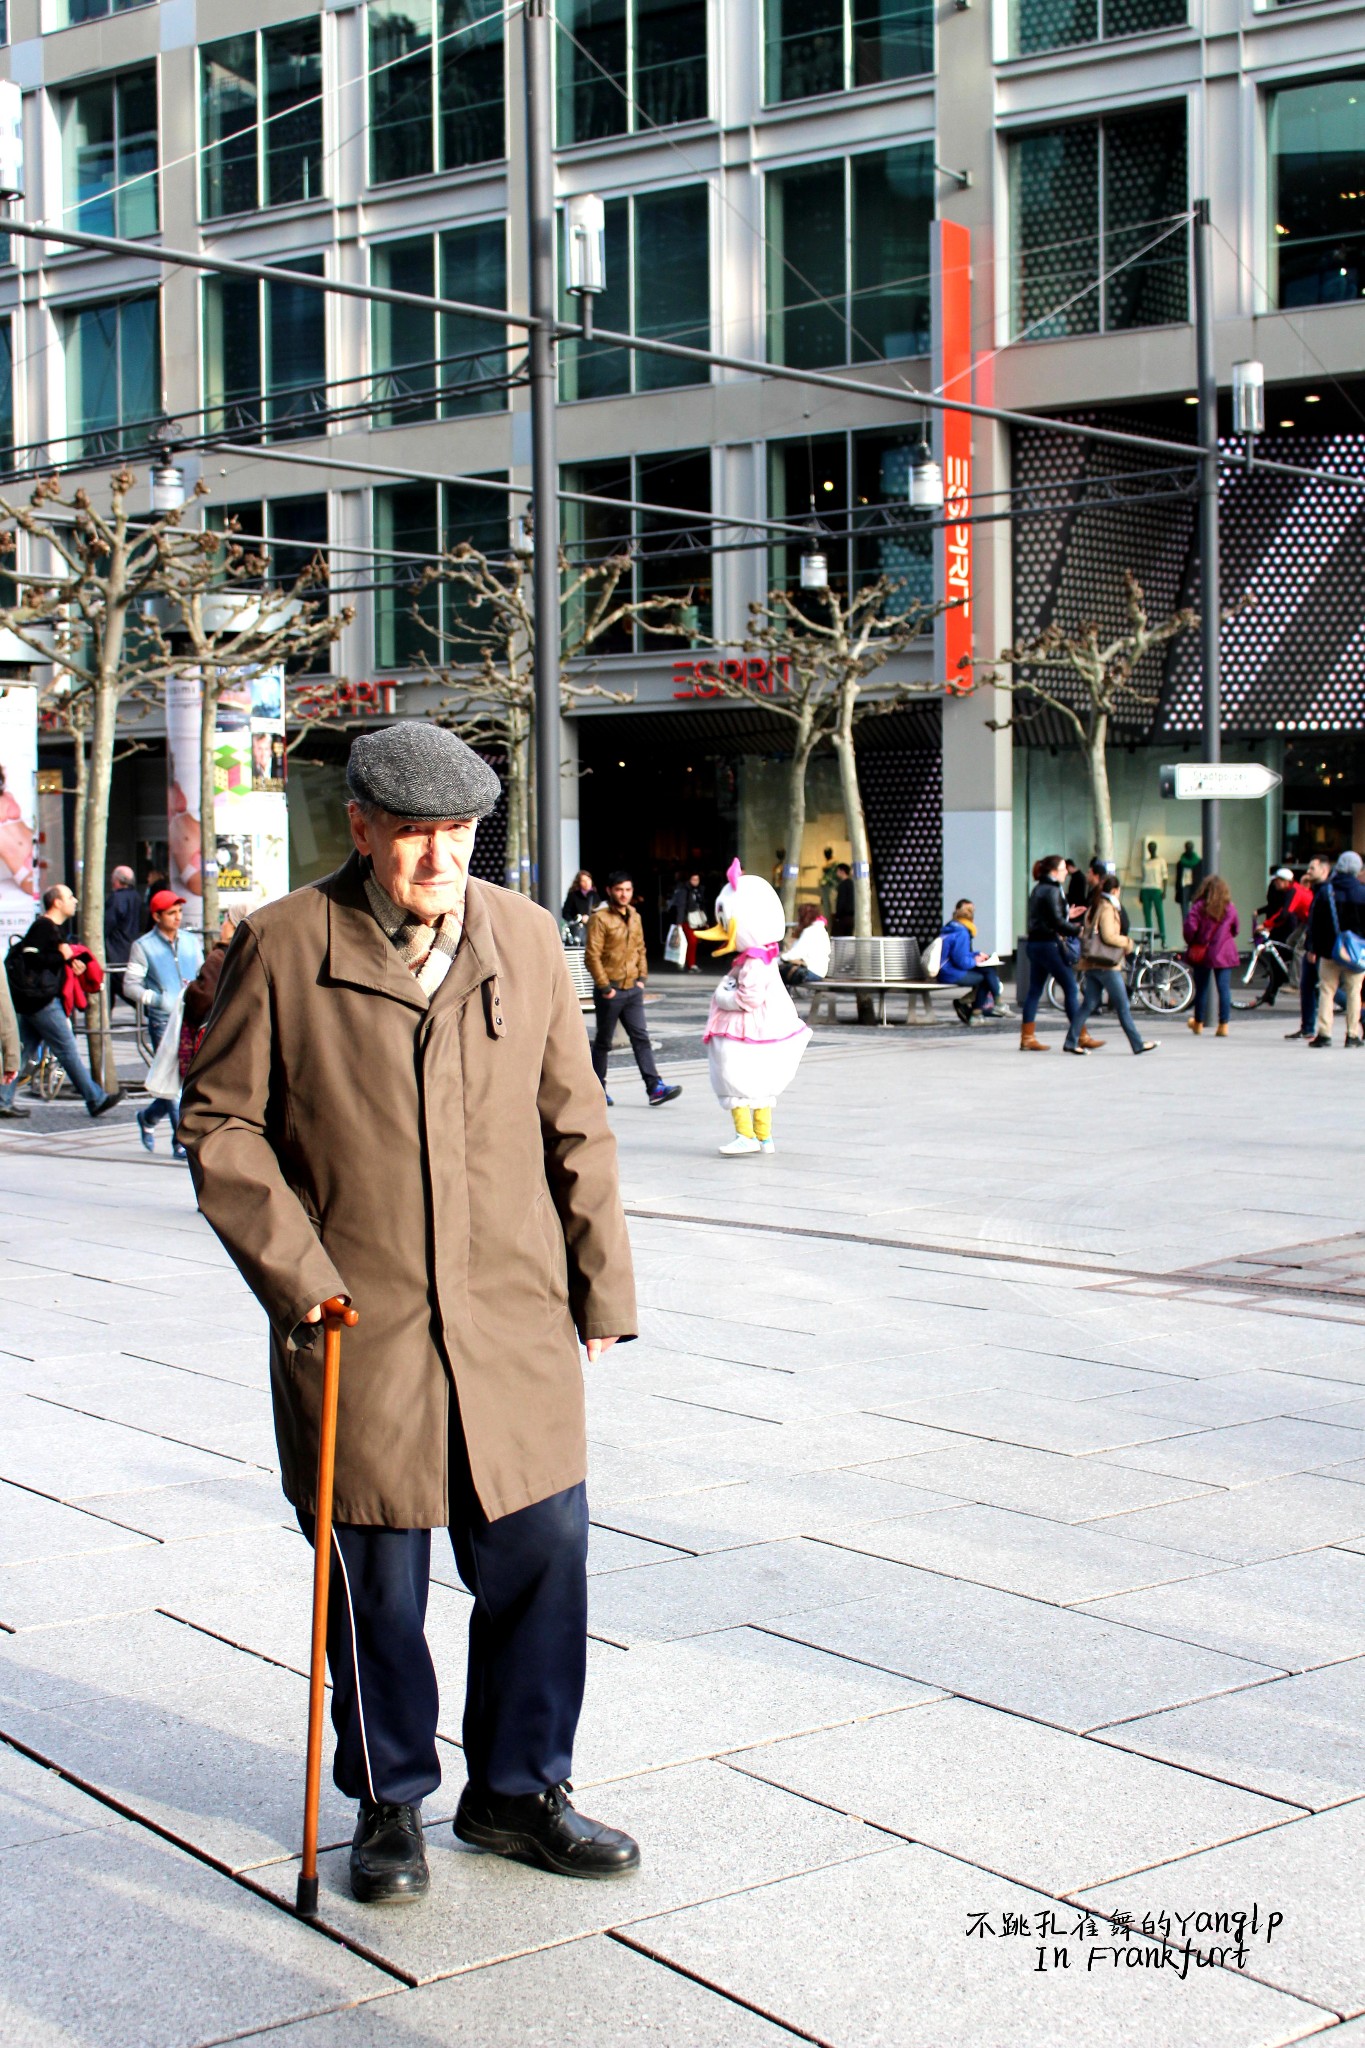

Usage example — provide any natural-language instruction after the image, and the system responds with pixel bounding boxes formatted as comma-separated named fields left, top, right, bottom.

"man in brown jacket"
left=584, top=870, right=681, bottom=1108
left=179, top=723, right=641, bottom=1906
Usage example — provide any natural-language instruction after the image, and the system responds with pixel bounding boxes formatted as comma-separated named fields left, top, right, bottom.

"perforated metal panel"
left=859, top=743, right=942, bottom=938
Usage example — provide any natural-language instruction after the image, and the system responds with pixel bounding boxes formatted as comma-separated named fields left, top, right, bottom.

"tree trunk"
left=80, top=680, right=120, bottom=1092
left=200, top=670, right=221, bottom=939
left=1087, top=714, right=1115, bottom=866
left=833, top=712, right=874, bottom=938
left=71, top=709, right=89, bottom=906
left=780, top=722, right=816, bottom=924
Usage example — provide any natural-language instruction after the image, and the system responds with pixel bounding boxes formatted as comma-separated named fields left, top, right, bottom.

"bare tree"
left=964, top=571, right=1198, bottom=866
left=415, top=542, right=680, bottom=894
left=0, top=471, right=348, bottom=1084
left=656, top=579, right=940, bottom=931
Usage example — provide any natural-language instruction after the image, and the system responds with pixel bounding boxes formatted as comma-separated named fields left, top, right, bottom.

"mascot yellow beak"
left=696, top=918, right=739, bottom=956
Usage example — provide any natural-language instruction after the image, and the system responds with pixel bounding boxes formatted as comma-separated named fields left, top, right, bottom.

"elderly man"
left=179, top=724, right=640, bottom=1907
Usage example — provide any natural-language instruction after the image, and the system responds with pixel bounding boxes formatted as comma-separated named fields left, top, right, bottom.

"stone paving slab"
left=857, top=1437, right=1219, bottom=1524
left=731, top=1696, right=1300, bottom=1893
left=1078, top=1799, right=1365, bottom=2015
left=0, top=1477, right=156, bottom=1567
left=0, top=1399, right=253, bottom=1499
left=834, top=1502, right=1232, bottom=1604
left=0, top=1522, right=308, bottom=1633
left=627, top=1843, right=1327, bottom=2047
left=1106, top=1418, right=1365, bottom=1488
left=585, top=1535, right=925, bottom=1645
left=22, top=1359, right=279, bottom=1465
left=254, top=1759, right=883, bottom=1983
left=599, top=1468, right=966, bottom=1554
left=1093, top=1474, right=1365, bottom=1564
left=1094, top=1372, right=1365, bottom=1430
left=771, top=1569, right=1282, bottom=1731
left=0, top=1740, right=120, bottom=1852
left=1081, top=1549, right=1365, bottom=1673
left=571, top=1626, right=939, bottom=1784
left=242, top=1934, right=794, bottom=2046
left=870, top=1388, right=1203, bottom=1458
left=1095, top=1659, right=1365, bottom=1811
left=69, top=1470, right=291, bottom=1542
left=0, top=1753, right=386, bottom=2048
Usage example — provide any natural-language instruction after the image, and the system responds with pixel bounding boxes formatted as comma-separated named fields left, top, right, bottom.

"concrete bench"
left=806, top=978, right=963, bottom=1026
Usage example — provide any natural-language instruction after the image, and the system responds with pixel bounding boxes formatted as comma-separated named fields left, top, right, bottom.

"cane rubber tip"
left=296, top=1874, right=319, bottom=1917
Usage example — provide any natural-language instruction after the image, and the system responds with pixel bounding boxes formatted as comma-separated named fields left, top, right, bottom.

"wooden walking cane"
left=297, top=1295, right=359, bottom=1919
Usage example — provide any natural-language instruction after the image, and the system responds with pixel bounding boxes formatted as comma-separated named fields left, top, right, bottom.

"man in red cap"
left=125, top=889, right=203, bottom=1156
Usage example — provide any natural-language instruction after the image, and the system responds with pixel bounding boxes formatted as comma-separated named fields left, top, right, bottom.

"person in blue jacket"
left=936, top=897, right=1005, bottom=1025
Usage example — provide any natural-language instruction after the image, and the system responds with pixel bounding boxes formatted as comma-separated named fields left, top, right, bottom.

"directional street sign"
left=1159, top=762, right=1282, bottom=801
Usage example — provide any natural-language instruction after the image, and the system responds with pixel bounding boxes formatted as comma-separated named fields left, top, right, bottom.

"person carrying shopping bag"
left=1064, top=872, right=1158, bottom=1056
left=1183, top=875, right=1240, bottom=1036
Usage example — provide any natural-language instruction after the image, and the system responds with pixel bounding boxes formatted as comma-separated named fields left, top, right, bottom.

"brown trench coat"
left=177, top=853, right=637, bottom=1527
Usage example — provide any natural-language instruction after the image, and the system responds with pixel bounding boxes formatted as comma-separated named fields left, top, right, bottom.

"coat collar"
left=324, top=853, right=499, bottom=1013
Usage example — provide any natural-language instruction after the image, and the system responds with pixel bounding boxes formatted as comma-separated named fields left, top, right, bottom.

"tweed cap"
left=346, top=722, right=501, bottom=822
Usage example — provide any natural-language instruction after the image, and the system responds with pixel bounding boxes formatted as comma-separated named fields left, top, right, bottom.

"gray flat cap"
left=346, top=723, right=501, bottom=822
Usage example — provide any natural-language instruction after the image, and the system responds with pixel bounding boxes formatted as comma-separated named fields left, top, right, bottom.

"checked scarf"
left=364, top=871, right=463, bottom=998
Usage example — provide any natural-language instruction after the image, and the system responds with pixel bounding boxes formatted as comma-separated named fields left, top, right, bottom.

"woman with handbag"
left=1020, top=855, right=1092, bottom=1051
left=1183, top=874, right=1241, bottom=1036
left=1064, top=873, right=1157, bottom=1056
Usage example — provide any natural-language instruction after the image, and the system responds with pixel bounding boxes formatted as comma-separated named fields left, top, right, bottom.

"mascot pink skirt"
left=699, top=859, right=811, bottom=1156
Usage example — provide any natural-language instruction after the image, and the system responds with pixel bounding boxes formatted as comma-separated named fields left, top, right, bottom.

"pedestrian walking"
left=1286, top=855, right=1331, bottom=1040
left=1019, top=856, right=1092, bottom=1052
left=831, top=863, right=854, bottom=937
left=1064, top=859, right=1089, bottom=911
left=936, top=898, right=1003, bottom=1024
left=125, top=889, right=204, bottom=1156
left=1065, top=872, right=1158, bottom=1056
left=561, top=870, right=599, bottom=925
left=1255, top=866, right=1312, bottom=1010
left=779, top=903, right=830, bottom=987
left=1136, top=841, right=1168, bottom=945
left=1183, top=874, right=1240, bottom=1036
left=1175, top=840, right=1202, bottom=917
left=666, top=871, right=707, bottom=972
left=818, top=847, right=839, bottom=922
left=1307, top=849, right=1365, bottom=1048
left=584, top=872, right=682, bottom=1107
left=0, top=886, right=122, bottom=1117
left=0, top=940, right=28, bottom=1119
left=104, top=864, right=144, bottom=1010
left=179, top=722, right=642, bottom=1907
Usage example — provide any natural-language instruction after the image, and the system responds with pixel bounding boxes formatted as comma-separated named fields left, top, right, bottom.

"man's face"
left=608, top=880, right=633, bottom=910
left=349, top=806, right=476, bottom=921
left=1306, top=858, right=1330, bottom=885
left=48, top=887, right=76, bottom=924
left=155, top=903, right=183, bottom=938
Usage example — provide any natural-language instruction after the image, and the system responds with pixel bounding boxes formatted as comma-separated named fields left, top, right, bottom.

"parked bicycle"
left=1046, top=937, right=1193, bottom=1016
left=1231, top=930, right=1302, bottom=1011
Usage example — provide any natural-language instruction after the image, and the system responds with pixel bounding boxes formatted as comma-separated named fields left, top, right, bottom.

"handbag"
left=1327, top=885, right=1365, bottom=970
left=143, top=991, right=187, bottom=1100
left=1079, top=910, right=1125, bottom=968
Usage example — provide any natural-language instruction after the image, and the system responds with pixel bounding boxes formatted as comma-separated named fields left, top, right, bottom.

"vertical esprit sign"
left=933, top=219, right=972, bottom=694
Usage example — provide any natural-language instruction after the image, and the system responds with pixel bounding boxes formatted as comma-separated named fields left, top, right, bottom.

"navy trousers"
left=299, top=1418, right=589, bottom=1808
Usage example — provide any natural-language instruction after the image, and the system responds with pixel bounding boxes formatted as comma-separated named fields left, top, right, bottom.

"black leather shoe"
left=349, top=1799, right=429, bottom=1903
left=454, top=1781, right=640, bottom=1879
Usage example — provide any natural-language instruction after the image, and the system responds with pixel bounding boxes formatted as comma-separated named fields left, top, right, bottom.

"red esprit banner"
left=934, top=219, right=972, bottom=695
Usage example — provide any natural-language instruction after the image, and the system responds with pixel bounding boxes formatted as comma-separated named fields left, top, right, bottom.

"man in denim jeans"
left=0, top=885, right=121, bottom=1118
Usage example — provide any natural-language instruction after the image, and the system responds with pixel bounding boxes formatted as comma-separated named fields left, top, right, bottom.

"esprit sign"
left=935, top=218, right=973, bottom=697
left=672, top=656, right=792, bottom=700
left=289, top=680, right=398, bottom=721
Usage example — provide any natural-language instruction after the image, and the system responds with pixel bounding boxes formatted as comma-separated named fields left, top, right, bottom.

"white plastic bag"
left=921, top=934, right=944, bottom=978
left=143, top=991, right=186, bottom=1100
left=664, top=924, right=688, bottom=969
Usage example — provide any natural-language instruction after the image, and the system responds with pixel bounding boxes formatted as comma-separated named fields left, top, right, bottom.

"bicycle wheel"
left=1231, top=950, right=1272, bottom=1010
left=1136, top=956, right=1193, bottom=1014
left=1045, top=976, right=1066, bottom=1012
left=37, top=1053, right=64, bottom=1101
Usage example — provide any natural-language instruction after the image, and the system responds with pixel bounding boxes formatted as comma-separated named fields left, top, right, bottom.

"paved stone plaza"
left=2, top=997, right=1365, bottom=2046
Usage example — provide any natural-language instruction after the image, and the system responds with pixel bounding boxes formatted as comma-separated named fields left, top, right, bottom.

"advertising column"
left=165, top=670, right=205, bottom=927
left=213, top=665, right=289, bottom=916
left=0, top=682, right=38, bottom=951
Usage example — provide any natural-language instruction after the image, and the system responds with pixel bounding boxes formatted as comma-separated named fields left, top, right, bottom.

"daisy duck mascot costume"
left=700, top=859, right=811, bottom=1156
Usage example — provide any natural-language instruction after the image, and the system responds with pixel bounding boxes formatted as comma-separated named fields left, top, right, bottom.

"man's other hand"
left=586, top=1337, right=620, bottom=1363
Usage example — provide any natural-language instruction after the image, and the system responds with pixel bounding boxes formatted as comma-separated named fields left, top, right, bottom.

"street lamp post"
left=523, top=0, right=561, bottom=916
left=1193, top=197, right=1222, bottom=877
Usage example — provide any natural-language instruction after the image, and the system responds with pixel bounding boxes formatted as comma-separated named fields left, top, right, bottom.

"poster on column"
left=165, top=670, right=205, bottom=928
left=0, top=683, right=38, bottom=951
left=214, top=664, right=288, bottom=916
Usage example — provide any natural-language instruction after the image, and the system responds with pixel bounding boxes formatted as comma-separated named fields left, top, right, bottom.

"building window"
left=62, top=294, right=160, bottom=460
left=1012, top=0, right=1182, bottom=59
left=765, top=0, right=931, bottom=106
left=372, top=222, right=508, bottom=425
left=556, top=0, right=706, bottom=146
left=207, top=495, right=332, bottom=669
left=769, top=428, right=933, bottom=606
left=63, top=0, right=152, bottom=22
left=373, top=479, right=509, bottom=668
left=766, top=145, right=932, bottom=369
left=202, top=21, right=323, bottom=220
left=1009, top=104, right=1188, bottom=338
left=561, top=450, right=712, bottom=651
left=369, top=0, right=504, bottom=186
left=1269, top=76, right=1365, bottom=308
left=61, top=68, right=158, bottom=239
left=559, top=186, right=709, bottom=401
left=203, top=258, right=327, bottom=442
